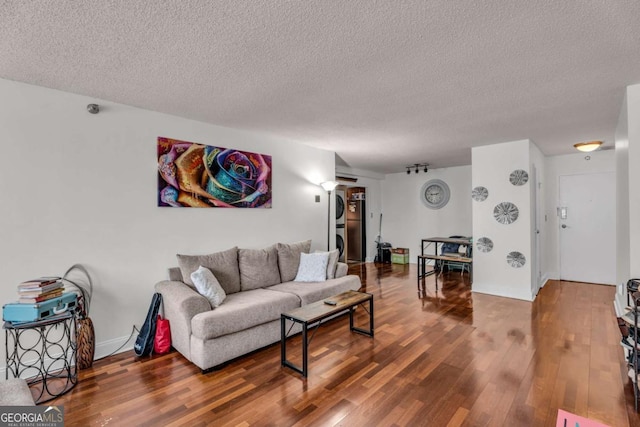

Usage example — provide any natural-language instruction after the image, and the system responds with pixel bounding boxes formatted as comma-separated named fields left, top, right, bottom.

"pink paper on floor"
left=556, top=409, right=610, bottom=427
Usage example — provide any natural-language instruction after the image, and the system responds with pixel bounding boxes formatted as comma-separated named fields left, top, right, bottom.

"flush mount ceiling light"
left=573, top=141, right=602, bottom=152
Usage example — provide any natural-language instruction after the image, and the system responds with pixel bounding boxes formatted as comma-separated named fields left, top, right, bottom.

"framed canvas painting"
left=157, top=137, right=272, bottom=208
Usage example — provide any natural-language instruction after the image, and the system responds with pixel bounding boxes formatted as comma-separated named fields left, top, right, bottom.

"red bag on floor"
left=154, top=315, right=171, bottom=354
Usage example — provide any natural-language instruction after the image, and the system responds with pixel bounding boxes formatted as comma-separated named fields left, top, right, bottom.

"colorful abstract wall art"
left=157, top=137, right=272, bottom=208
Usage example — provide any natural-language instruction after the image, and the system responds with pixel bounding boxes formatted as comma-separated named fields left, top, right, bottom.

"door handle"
left=561, top=224, right=567, bottom=229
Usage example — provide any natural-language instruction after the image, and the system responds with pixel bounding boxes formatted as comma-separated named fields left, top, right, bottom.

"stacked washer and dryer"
left=335, top=188, right=346, bottom=262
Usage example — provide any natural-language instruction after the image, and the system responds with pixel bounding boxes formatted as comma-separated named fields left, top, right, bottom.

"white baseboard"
left=94, top=333, right=136, bottom=360
left=0, top=333, right=136, bottom=378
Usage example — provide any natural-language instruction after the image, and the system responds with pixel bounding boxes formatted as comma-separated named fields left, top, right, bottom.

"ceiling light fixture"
left=405, top=163, right=429, bottom=175
left=573, top=141, right=602, bottom=152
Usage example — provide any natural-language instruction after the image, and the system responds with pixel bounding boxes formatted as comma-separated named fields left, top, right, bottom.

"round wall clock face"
left=420, top=179, right=450, bottom=209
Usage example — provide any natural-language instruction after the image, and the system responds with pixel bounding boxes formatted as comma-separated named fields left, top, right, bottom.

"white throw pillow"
left=190, top=266, right=227, bottom=308
left=294, top=252, right=329, bottom=282
left=314, top=249, right=339, bottom=279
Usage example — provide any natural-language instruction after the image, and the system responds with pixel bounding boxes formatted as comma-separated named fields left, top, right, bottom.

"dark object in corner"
left=135, top=293, right=162, bottom=357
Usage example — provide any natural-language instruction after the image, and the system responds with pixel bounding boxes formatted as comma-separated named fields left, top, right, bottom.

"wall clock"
left=420, top=179, right=450, bottom=209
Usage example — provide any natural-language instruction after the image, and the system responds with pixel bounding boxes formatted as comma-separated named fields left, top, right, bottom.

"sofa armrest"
left=335, top=262, right=348, bottom=278
left=154, top=280, right=210, bottom=361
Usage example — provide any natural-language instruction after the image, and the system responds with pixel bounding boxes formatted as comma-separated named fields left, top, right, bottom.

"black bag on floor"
left=134, top=293, right=162, bottom=357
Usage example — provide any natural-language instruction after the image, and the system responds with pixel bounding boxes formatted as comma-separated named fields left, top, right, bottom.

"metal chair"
left=441, top=236, right=471, bottom=276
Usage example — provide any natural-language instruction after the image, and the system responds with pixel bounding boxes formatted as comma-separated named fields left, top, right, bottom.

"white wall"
left=543, top=150, right=616, bottom=280
left=0, top=79, right=336, bottom=360
left=614, top=83, right=640, bottom=316
left=615, top=93, right=630, bottom=313
left=628, top=85, right=640, bottom=280
left=529, top=143, right=546, bottom=296
left=381, top=166, right=472, bottom=263
left=472, top=140, right=533, bottom=301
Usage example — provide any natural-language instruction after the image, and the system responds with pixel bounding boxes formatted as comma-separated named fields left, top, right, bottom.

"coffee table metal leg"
left=280, top=315, right=286, bottom=367
left=369, top=297, right=374, bottom=337
left=350, top=297, right=374, bottom=337
left=302, top=323, right=308, bottom=377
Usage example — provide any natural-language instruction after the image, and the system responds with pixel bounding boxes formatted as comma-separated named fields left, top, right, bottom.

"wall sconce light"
left=406, top=163, right=429, bottom=175
left=573, top=141, right=602, bottom=152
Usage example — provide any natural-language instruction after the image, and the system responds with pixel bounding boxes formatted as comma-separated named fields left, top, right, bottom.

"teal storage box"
left=3, top=293, right=77, bottom=323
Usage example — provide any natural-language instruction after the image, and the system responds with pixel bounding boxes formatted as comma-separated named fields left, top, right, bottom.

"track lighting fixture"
left=405, top=163, right=429, bottom=175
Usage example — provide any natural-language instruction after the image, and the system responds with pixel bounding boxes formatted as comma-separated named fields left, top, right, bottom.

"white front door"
left=559, top=172, right=615, bottom=285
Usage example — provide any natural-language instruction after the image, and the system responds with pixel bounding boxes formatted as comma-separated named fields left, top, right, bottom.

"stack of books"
left=18, top=277, right=64, bottom=304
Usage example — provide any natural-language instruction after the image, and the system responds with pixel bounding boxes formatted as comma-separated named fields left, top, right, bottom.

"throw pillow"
left=276, top=240, right=312, bottom=282
left=314, top=249, right=339, bottom=279
left=238, top=245, right=281, bottom=291
left=294, top=252, right=329, bottom=282
left=176, top=247, right=240, bottom=294
left=190, top=266, right=226, bottom=308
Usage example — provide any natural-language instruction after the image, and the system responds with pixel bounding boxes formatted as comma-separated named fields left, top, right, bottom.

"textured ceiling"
left=1, top=1, right=639, bottom=174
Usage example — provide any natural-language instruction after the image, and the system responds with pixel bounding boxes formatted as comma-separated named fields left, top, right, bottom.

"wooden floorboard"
left=51, top=263, right=639, bottom=426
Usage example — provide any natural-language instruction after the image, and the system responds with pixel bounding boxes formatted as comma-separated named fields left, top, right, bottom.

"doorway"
left=558, top=172, right=615, bottom=285
left=337, top=186, right=367, bottom=263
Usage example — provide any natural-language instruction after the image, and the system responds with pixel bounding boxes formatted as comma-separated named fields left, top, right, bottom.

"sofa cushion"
left=176, top=247, right=240, bottom=294
left=315, top=249, right=339, bottom=279
left=294, top=252, right=329, bottom=282
left=239, top=246, right=281, bottom=291
left=276, top=240, right=311, bottom=282
left=267, top=275, right=362, bottom=305
left=190, top=266, right=227, bottom=308
left=190, top=289, right=300, bottom=340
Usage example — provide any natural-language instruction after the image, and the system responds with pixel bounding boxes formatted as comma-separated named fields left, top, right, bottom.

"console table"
left=4, top=313, right=78, bottom=403
left=417, top=237, right=472, bottom=290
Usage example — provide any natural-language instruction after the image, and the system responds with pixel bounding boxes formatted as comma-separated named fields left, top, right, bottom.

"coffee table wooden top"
left=282, top=290, right=372, bottom=324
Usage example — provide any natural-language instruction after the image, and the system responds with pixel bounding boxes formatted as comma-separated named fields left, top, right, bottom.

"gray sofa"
left=155, top=242, right=361, bottom=372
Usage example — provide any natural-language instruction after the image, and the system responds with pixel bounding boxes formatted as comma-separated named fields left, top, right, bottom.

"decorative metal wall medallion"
left=476, top=237, right=493, bottom=253
left=493, top=202, right=519, bottom=224
left=472, top=186, right=488, bottom=202
left=509, top=169, right=529, bottom=186
left=507, top=251, right=526, bottom=268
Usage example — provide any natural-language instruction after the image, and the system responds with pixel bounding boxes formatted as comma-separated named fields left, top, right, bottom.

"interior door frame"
left=557, top=171, right=616, bottom=285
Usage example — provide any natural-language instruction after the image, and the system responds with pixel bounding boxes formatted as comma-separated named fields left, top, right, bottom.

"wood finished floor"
left=52, top=263, right=640, bottom=426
